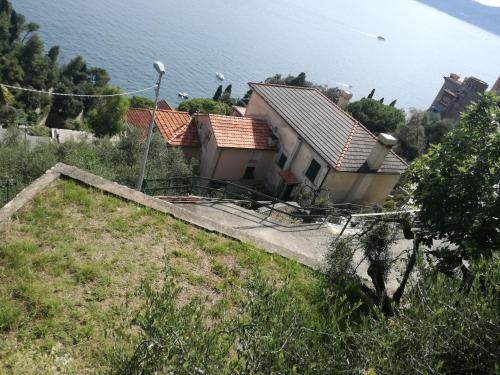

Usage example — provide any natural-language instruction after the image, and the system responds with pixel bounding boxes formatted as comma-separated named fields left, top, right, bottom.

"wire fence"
left=0, top=179, right=21, bottom=208
left=142, top=176, right=365, bottom=224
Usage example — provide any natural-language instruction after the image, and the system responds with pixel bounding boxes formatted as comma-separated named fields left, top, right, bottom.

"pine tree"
left=213, top=85, right=223, bottom=101
left=367, top=89, right=375, bottom=99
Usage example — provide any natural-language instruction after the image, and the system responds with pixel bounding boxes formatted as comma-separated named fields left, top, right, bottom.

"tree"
left=263, top=72, right=342, bottom=105
left=212, top=85, right=223, bottom=101
left=406, top=93, right=500, bottom=267
left=367, top=89, right=375, bottom=99
left=347, top=98, right=405, bottom=134
left=177, top=98, right=230, bottom=115
left=129, top=96, right=154, bottom=108
left=87, top=86, right=129, bottom=136
left=394, top=109, right=457, bottom=162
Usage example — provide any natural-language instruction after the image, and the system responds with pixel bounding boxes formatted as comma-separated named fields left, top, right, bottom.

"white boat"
left=216, top=72, right=225, bottom=81
left=178, top=92, right=189, bottom=99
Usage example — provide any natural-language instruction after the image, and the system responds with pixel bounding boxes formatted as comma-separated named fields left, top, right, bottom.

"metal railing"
left=142, top=176, right=358, bottom=224
left=0, top=179, right=19, bottom=207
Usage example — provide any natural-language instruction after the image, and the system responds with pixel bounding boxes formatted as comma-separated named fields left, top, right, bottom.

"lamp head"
left=153, top=61, right=165, bottom=75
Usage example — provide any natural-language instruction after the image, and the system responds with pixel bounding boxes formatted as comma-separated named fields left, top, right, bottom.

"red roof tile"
left=206, top=114, right=275, bottom=150
left=126, top=108, right=152, bottom=135
left=157, top=99, right=173, bottom=110
left=155, top=110, right=200, bottom=147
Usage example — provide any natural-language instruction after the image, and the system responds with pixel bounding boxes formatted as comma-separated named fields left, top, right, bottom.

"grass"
left=0, top=179, right=326, bottom=374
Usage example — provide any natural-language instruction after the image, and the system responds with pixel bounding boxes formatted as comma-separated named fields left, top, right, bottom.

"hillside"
left=417, top=0, right=500, bottom=35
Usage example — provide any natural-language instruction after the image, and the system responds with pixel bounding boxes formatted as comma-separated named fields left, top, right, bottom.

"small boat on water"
left=178, top=92, right=189, bottom=99
left=216, top=72, right=225, bottom=81
left=377, top=35, right=386, bottom=41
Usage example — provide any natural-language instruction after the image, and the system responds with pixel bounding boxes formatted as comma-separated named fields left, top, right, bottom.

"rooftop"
left=126, top=108, right=151, bottom=135
left=249, top=83, right=406, bottom=173
left=126, top=109, right=199, bottom=147
left=155, top=110, right=199, bottom=147
left=201, top=114, right=276, bottom=150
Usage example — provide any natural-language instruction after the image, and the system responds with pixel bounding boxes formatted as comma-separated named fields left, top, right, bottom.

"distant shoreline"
left=473, top=0, right=500, bottom=7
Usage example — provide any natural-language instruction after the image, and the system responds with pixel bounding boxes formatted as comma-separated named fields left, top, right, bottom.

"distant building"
left=429, top=73, right=488, bottom=121
left=491, top=76, right=500, bottom=96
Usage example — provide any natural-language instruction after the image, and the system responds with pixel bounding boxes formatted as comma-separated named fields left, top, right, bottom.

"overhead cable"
left=0, top=83, right=157, bottom=98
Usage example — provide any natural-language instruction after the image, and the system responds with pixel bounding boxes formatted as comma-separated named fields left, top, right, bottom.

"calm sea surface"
left=11, top=0, right=500, bottom=109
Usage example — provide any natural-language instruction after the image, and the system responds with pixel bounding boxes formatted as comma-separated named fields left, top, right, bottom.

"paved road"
left=174, top=201, right=415, bottom=291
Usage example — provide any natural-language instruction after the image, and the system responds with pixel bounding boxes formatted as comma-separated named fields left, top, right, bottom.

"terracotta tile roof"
left=126, top=108, right=152, bottom=135
left=158, top=99, right=173, bottom=110
left=279, top=170, right=300, bottom=185
left=249, top=83, right=407, bottom=174
left=205, top=114, right=276, bottom=150
left=155, top=110, right=200, bottom=147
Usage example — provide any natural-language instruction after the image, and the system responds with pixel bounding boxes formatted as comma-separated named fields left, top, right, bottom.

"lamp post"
left=136, top=61, right=166, bottom=191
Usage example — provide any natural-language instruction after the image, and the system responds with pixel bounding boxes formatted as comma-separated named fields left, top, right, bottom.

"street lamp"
left=136, top=61, right=166, bottom=191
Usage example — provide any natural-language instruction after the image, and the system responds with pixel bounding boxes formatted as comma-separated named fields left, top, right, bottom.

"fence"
left=0, top=179, right=20, bottom=207
left=142, top=176, right=361, bottom=224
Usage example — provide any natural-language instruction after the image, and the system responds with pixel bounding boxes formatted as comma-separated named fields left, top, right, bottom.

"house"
left=491, top=76, right=500, bottom=96
left=231, top=106, right=247, bottom=117
left=126, top=108, right=200, bottom=160
left=429, top=73, right=488, bottom=121
left=194, top=114, right=277, bottom=183
left=243, top=83, right=407, bottom=204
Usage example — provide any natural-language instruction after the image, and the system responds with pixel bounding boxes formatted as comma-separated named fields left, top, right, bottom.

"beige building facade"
left=245, top=83, right=406, bottom=204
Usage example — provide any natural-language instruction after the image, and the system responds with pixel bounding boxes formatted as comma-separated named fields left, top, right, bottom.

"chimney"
left=367, top=133, right=397, bottom=170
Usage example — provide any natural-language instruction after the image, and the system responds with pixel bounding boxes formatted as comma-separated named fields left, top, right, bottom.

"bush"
left=0, top=127, right=192, bottom=206
left=113, top=258, right=500, bottom=374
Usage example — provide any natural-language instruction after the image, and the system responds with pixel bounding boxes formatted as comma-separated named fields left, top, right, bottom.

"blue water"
left=10, top=0, right=500, bottom=109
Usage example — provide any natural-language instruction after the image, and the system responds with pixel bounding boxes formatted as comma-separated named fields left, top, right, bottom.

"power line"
left=0, top=83, right=157, bottom=98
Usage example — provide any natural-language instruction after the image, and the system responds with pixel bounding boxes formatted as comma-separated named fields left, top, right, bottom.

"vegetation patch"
left=0, top=179, right=327, bottom=373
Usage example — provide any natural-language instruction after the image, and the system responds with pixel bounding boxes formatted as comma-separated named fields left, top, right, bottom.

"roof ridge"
left=335, top=121, right=359, bottom=171
left=249, top=82, right=317, bottom=91
left=208, top=113, right=267, bottom=122
left=154, top=109, right=190, bottom=115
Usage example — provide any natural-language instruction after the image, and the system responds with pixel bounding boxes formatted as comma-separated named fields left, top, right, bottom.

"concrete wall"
left=196, top=116, right=221, bottom=178
left=213, top=148, right=276, bottom=181
left=322, top=171, right=400, bottom=204
left=246, top=92, right=330, bottom=195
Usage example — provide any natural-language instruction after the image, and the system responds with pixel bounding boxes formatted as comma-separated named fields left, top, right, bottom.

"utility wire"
left=0, top=83, right=157, bottom=98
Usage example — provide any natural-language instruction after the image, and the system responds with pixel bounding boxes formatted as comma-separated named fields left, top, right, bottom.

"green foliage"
left=114, top=256, right=499, bottom=374
left=87, top=86, right=129, bottom=136
left=129, top=96, right=154, bottom=109
left=347, top=98, right=405, bottom=134
left=264, top=72, right=341, bottom=104
left=0, top=127, right=192, bottom=206
left=394, top=109, right=457, bottom=162
left=177, top=98, right=231, bottom=115
left=406, top=93, right=500, bottom=262
left=26, top=124, right=49, bottom=136
left=0, top=1, right=113, bottom=129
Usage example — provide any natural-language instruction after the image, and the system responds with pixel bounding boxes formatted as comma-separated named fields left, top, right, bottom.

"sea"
left=10, top=0, right=500, bottom=110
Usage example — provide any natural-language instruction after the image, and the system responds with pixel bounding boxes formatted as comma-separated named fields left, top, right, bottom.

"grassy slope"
left=0, top=179, right=325, bottom=374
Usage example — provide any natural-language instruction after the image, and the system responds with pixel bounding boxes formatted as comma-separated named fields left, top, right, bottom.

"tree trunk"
left=392, top=236, right=420, bottom=304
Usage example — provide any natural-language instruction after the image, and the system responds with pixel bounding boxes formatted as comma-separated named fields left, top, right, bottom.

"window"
left=243, top=166, right=255, bottom=180
left=305, top=159, right=321, bottom=183
left=277, top=153, right=287, bottom=169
